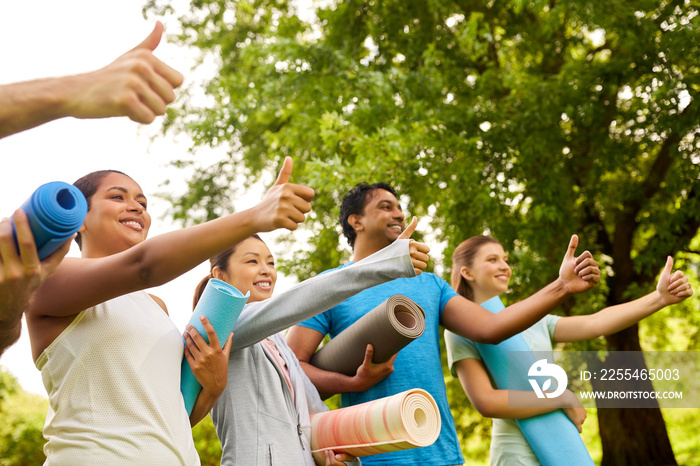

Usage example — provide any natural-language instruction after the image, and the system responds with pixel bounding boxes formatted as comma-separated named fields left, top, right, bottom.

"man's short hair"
left=339, top=182, right=397, bottom=248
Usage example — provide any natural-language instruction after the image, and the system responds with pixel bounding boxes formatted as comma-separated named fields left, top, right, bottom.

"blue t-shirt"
left=299, top=268, right=463, bottom=466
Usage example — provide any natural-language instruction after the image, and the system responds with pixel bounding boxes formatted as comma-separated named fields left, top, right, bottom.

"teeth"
left=390, top=225, right=402, bottom=231
left=122, top=221, right=141, bottom=227
left=254, top=282, right=270, bottom=288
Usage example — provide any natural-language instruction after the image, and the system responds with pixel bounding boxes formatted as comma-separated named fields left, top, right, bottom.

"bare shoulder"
left=149, top=294, right=168, bottom=314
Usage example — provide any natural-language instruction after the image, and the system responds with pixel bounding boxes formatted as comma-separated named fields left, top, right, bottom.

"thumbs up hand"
left=558, top=234, right=600, bottom=294
left=657, top=256, right=693, bottom=306
left=70, top=21, right=184, bottom=124
left=398, top=216, right=430, bottom=275
left=253, top=157, right=315, bottom=232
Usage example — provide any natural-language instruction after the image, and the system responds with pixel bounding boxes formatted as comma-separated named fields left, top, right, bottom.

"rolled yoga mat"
left=309, top=388, right=440, bottom=463
left=475, top=296, right=594, bottom=466
left=12, top=181, right=87, bottom=260
left=309, top=294, right=425, bottom=376
left=180, top=278, right=249, bottom=415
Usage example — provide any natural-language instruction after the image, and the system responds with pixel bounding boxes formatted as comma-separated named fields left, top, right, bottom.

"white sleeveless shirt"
left=36, top=291, right=200, bottom=465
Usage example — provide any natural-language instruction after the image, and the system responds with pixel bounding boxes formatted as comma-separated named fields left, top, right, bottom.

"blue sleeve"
left=296, top=310, right=331, bottom=336
left=437, top=276, right=459, bottom=319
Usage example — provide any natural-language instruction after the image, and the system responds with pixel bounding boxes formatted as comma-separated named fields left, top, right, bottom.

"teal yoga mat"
left=180, top=278, right=248, bottom=415
left=12, top=181, right=87, bottom=260
left=475, top=297, right=594, bottom=466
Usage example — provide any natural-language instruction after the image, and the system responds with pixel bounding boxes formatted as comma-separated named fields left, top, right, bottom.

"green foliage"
left=192, top=415, right=222, bottom=466
left=146, top=0, right=700, bottom=463
left=0, top=368, right=47, bottom=466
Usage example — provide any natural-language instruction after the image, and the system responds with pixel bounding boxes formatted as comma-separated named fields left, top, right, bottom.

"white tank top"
left=36, top=291, right=200, bottom=465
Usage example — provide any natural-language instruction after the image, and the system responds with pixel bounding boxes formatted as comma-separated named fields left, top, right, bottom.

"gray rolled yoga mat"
left=310, top=295, right=425, bottom=376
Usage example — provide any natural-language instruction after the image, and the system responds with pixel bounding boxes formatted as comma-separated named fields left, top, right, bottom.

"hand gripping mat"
left=309, top=295, right=425, bottom=376
left=180, top=278, right=248, bottom=415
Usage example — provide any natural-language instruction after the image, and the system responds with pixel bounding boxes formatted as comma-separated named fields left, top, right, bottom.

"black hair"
left=192, top=234, right=264, bottom=310
left=72, top=169, right=129, bottom=249
left=339, top=182, right=397, bottom=248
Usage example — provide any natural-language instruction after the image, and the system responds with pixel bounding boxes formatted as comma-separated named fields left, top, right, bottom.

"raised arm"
left=230, top=236, right=419, bottom=350
left=26, top=158, right=313, bottom=359
left=442, top=235, right=601, bottom=344
left=0, top=211, right=71, bottom=355
left=553, top=256, right=693, bottom=343
left=0, top=22, right=183, bottom=139
left=453, top=357, right=587, bottom=432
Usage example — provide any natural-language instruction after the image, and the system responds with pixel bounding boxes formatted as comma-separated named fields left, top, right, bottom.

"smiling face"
left=351, top=189, right=406, bottom=250
left=213, top=237, right=277, bottom=303
left=460, top=242, right=512, bottom=304
left=78, top=172, right=151, bottom=258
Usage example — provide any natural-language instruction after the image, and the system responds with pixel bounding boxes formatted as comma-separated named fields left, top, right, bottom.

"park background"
left=1, top=0, right=699, bottom=464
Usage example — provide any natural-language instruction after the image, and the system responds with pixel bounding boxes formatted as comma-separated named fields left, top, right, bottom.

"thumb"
left=661, top=256, right=674, bottom=277
left=398, top=216, right=418, bottom=240
left=274, top=157, right=293, bottom=186
left=565, top=234, right=579, bottom=259
left=132, top=21, right=163, bottom=53
left=363, top=344, right=374, bottom=361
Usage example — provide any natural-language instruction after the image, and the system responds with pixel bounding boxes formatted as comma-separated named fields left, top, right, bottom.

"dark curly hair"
left=72, top=169, right=129, bottom=249
left=340, top=182, right=397, bottom=248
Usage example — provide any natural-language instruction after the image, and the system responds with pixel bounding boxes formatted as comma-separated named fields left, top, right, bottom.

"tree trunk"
left=591, top=325, right=677, bottom=465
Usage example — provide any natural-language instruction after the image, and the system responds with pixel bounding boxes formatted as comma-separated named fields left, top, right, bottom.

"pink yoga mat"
left=309, top=388, right=440, bottom=463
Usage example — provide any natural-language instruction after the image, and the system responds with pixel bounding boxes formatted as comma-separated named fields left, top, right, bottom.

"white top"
left=37, top=291, right=200, bottom=466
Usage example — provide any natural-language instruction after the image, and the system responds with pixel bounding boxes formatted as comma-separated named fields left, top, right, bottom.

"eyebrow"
left=106, top=186, right=147, bottom=201
left=242, top=252, right=274, bottom=259
left=377, top=199, right=400, bottom=208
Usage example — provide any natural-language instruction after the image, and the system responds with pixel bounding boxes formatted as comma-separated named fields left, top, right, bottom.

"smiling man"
left=287, top=181, right=601, bottom=466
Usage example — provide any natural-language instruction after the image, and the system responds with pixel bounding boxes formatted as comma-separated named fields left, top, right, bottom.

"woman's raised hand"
left=656, top=256, right=693, bottom=306
left=558, top=234, right=600, bottom=295
left=252, top=157, right=315, bottom=232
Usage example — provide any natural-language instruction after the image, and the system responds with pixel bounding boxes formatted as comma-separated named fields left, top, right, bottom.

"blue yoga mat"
left=475, top=297, right=593, bottom=466
left=12, top=181, right=87, bottom=260
left=181, top=278, right=249, bottom=415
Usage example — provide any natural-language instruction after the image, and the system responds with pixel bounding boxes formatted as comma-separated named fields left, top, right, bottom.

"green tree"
left=0, top=368, right=47, bottom=465
left=146, top=0, right=700, bottom=464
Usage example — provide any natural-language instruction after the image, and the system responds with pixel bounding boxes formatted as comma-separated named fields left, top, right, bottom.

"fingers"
left=132, top=21, right=163, bottom=53
left=565, top=234, right=579, bottom=259
left=274, top=157, right=294, bottom=186
left=184, top=324, right=207, bottom=353
left=409, top=244, right=430, bottom=275
left=199, top=315, right=220, bottom=348
left=10, top=210, right=39, bottom=267
left=667, top=272, right=692, bottom=297
left=575, top=258, right=600, bottom=283
left=326, top=450, right=355, bottom=466
left=398, top=216, right=418, bottom=240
